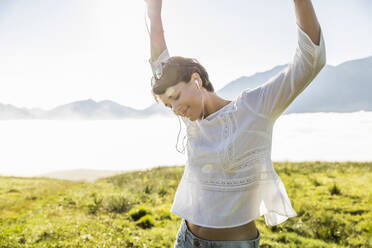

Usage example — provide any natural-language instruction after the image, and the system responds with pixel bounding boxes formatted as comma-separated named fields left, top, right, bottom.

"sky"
left=0, top=0, right=371, bottom=111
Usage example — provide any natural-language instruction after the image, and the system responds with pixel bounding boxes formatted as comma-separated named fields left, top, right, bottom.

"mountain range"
left=1, top=56, right=371, bottom=120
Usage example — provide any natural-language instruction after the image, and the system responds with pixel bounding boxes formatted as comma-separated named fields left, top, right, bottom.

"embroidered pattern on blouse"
left=185, top=170, right=278, bottom=192
left=221, top=114, right=231, bottom=169
left=225, top=146, right=271, bottom=172
left=184, top=103, right=275, bottom=191
left=185, top=146, right=274, bottom=191
left=221, top=112, right=239, bottom=170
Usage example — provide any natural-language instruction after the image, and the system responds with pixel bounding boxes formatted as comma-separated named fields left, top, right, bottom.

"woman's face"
left=157, top=75, right=204, bottom=121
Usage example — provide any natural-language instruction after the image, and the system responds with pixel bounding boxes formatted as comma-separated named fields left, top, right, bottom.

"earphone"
left=195, top=80, right=200, bottom=88
left=175, top=79, right=204, bottom=154
left=194, top=79, right=205, bottom=120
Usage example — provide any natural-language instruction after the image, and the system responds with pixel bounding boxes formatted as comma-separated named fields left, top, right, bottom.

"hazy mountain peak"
left=0, top=56, right=371, bottom=120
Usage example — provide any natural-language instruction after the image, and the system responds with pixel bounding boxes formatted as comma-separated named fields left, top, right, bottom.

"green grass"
left=0, top=161, right=371, bottom=247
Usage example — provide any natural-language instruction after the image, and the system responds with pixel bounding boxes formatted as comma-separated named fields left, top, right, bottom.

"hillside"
left=0, top=162, right=371, bottom=247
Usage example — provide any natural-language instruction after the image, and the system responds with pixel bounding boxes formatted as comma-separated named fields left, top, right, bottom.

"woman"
left=145, top=0, right=326, bottom=247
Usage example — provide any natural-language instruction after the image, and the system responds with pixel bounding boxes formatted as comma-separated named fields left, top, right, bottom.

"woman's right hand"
left=144, top=0, right=162, bottom=19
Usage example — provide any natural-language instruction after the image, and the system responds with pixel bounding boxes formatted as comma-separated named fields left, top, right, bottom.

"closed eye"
left=165, top=93, right=180, bottom=108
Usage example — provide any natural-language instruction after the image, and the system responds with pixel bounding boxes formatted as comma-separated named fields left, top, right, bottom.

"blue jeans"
left=174, top=219, right=261, bottom=248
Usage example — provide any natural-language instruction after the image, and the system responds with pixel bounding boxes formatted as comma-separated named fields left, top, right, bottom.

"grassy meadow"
left=0, top=161, right=371, bottom=248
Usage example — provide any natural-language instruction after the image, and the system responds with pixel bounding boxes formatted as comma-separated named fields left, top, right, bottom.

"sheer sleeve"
left=239, top=24, right=326, bottom=121
left=149, top=48, right=170, bottom=80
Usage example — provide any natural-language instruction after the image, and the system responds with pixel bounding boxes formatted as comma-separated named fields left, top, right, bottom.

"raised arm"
left=145, top=0, right=169, bottom=70
left=294, top=0, right=321, bottom=45
left=145, top=0, right=169, bottom=75
left=239, top=0, right=326, bottom=121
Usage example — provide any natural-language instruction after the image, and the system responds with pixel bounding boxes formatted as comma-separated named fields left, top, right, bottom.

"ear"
left=191, top=72, right=202, bottom=88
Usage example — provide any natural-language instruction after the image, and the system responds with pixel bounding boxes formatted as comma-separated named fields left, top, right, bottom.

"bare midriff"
left=185, top=219, right=258, bottom=241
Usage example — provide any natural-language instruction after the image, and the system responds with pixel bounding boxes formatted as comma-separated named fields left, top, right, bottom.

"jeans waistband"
left=179, top=219, right=260, bottom=248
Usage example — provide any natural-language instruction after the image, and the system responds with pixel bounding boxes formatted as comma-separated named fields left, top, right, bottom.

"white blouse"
left=149, top=24, right=326, bottom=228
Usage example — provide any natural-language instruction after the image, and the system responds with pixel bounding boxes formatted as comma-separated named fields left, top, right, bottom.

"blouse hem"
left=170, top=208, right=297, bottom=229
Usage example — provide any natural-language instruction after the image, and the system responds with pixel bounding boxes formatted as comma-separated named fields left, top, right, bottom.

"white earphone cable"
left=175, top=80, right=204, bottom=154
left=144, top=10, right=151, bottom=36
left=175, top=116, right=188, bottom=154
